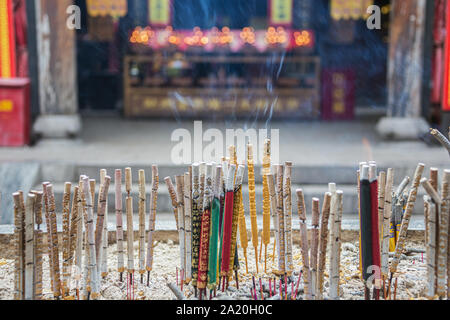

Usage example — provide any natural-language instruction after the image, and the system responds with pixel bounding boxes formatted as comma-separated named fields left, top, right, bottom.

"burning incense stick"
left=146, top=165, right=159, bottom=284
left=329, top=190, right=344, bottom=300
left=175, top=176, right=185, bottom=278
left=220, top=164, right=236, bottom=288
left=229, top=165, right=245, bottom=283
left=389, top=163, right=425, bottom=289
left=381, top=168, right=394, bottom=278
left=317, top=192, right=331, bottom=300
left=436, top=170, right=449, bottom=297
left=138, top=170, right=146, bottom=281
left=82, top=177, right=99, bottom=300
left=208, top=166, right=222, bottom=292
left=198, top=164, right=213, bottom=296
left=267, top=173, right=278, bottom=264
left=184, top=172, right=192, bottom=284
left=62, top=183, right=71, bottom=296
left=115, top=170, right=125, bottom=280
left=247, top=144, right=259, bottom=273
left=310, top=197, right=320, bottom=300
left=296, top=189, right=310, bottom=300
left=191, top=164, right=201, bottom=290
left=276, top=165, right=286, bottom=276
left=24, top=193, right=35, bottom=300
left=262, top=142, right=272, bottom=273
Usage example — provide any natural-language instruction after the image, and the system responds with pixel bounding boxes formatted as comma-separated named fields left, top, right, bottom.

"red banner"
left=443, top=0, right=450, bottom=111
left=0, top=0, right=16, bottom=78
left=321, top=69, right=355, bottom=120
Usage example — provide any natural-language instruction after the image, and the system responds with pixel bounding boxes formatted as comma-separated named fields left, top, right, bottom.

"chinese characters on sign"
left=149, top=0, right=172, bottom=27
left=269, top=0, right=293, bottom=27
left=322, top=69, right=355, bottom=120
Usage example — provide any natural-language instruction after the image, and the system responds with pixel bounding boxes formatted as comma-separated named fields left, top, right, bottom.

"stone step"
left=35, top=182, right=427, bottom=216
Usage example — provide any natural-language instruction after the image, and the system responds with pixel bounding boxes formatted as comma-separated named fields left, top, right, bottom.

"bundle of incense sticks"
left=390, top=176, right=410, bottom=252
left=388, top=163, right=425, bottom=296
left=283, top=161, right=294, bottom=276
left=421, top=168, right=450, bottom=299
left=175, top=175, right=185, bottom=281
left=125, top=168, right=135, bottom=297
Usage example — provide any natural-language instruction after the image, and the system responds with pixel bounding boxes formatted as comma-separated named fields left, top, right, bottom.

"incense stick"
left=262, top=141, right=272, bottom=273
left=276, top=165, right=286, bottom=276
left=146, top=165, right=159, bottom=284
left=247, top=144, right=259, bottom=273
left=191, top=164, right=201, bottom=289
left=82, top=177, right=99, bottom=300
left=317, top=192, right=331, bottom=300
left=283, top=161, right=293, bottom=276
left=208, top=166, right=222, bottom=291
left=115, top=170, right=125, bottom=280
left=138, top=170, right=146, bottom=281
left=378, top=172, right=386, bottom=245
left=424, top=195, right=436, bottom=298
left=437, top=170, right=449, bottom=297
left=125, top=167, right=135, bottom=284
left=13, top=192, right=24, bottom=300
left=175, top=175, right=185, bottom=279
left=184, top=172, right=192, bottom=284
left=61, top=183, right=71, bottom=297
left=329, top=190, right=344, bottom=300
left=267, top=173, right=278, bottom=265
left=165, top=176, right=179, bottom=231
left=229, top=165, right=245, bottom=282
left=198, top=164, right=213, bottom=294
left=220, top=164, right=236, bottom=286
left=46, top=184, right=62, bottom=299
left=296, top=189, right=311, bottom=300
left=310, top=197, right=320, bottom=300
left=32, top=191, right=44, bottom=300
left=381, top=168, right=394, bottom=278
left=24, top=193, right=35, bottom=300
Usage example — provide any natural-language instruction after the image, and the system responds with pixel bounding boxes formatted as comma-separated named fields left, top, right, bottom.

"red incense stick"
left=220, top=165, right=236, bottom=290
